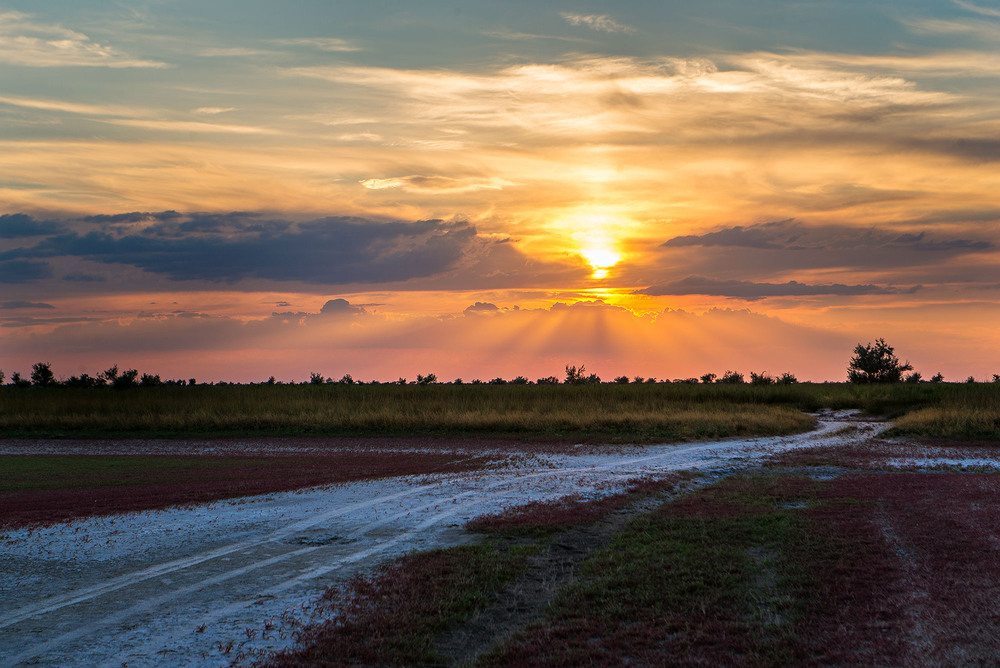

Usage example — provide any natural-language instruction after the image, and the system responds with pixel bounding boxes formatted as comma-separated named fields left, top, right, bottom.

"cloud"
left=560, top=13, right=635, bottom=34
left=320, top=298, right=366, bottom=315
left=638, top=276, right=903, bottom=301
left=193, top=107, right=235, bottom=115
left=198, top=47, right=274, bottom=57
left=1, top=300, right=54, bottom=309
left=102, top=119, right=279, bottom=135
left=358, top=175, right=514, bottom=194
left=269, top=37, right=360, bottom=52
left=0, top=213, right=61, bottom=238
left=0, top=11, right=166, bottom=68
left=954, top=0, right=1000, bottom=18
left=9, top=213, right=492, bottom=285
left=663, top=219, right=993, bottom=254
left=0, top=259, right=52, bottom=283
left=463, top=301, right=500, bottom=313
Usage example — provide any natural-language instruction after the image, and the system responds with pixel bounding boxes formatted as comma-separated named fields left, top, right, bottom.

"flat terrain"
left=4, top=408, right=1000, bottom=667
left=1, top=412, right=866, bottom=667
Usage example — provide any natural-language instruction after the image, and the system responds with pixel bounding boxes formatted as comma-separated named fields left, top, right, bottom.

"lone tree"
left=847, top=338, right=912, bottom=384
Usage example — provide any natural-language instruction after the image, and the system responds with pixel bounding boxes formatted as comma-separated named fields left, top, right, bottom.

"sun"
left=580, top=246, right=621, bottom=280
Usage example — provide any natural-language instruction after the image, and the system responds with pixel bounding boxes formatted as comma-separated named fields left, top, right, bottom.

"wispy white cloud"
left=953, top=0, right=1000, bottom=18
left=903, top=15, right=1000, bottom=41
left=559, top=12, right=635, bottom=34
left=359, top=175, right=514, bottom=193
left=481, top=30, right=591, bottom=43
left=198, top=47, right=274, bottom=57
left=0, top=11, right=166, bottom=68
left=193, top=107, right=236, bottom=115
left=103, top=119, right=280, bottom=135
left=269, top=37, right=360, bottom=52
left=0, top=94, right=143, bottom=117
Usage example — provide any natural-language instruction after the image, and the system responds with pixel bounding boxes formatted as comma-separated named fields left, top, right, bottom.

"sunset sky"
left=1, top=1, right=998, bottom=383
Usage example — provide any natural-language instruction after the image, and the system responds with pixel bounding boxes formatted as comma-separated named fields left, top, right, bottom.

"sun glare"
left=580, top=245, right=621, bottom=279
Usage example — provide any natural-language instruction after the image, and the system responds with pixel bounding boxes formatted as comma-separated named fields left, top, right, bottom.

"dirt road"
left=1, top=412, right=878, bottom=667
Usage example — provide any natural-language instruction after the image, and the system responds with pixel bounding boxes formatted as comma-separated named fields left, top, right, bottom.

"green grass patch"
left=479, top=475, right=909, bottom=666
left=265, top=540, right=534, bottom=667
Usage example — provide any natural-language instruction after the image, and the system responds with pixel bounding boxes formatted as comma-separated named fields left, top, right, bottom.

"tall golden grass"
left=0, top=383, right=815, bottom=441
left=1, top=382, right=996, bottom=440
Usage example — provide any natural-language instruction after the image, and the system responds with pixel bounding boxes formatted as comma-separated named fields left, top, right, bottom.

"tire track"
left=2, top=417, right=859, bottom=667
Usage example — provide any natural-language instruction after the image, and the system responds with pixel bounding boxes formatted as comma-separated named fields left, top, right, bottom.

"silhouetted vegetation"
left=848, top=338, right=913, bottom=384
left=2, top=349, right=998, bottom=440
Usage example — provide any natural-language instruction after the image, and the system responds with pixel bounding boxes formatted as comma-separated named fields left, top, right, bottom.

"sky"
left=0, top=0, right=998, bottom=383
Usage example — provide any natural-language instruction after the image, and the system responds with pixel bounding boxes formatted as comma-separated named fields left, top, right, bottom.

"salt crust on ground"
left=3, top=411, right=996, bottom=667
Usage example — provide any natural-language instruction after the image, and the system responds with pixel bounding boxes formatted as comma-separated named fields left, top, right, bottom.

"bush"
left=718, top=370, right=745, bottom=384
left=700, top=373, right=717, bottom=384
left=847, top=339, right=912, bottom=384
left=113, top=369, right=139, bottom=390
left=30, top=362, right=55, bottom=387
left=777, top=372, right=798, bottom=385
left=749, top=371, right=774, bottom=386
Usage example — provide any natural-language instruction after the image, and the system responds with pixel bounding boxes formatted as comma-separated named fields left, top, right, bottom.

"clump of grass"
left=890, top=406, right=1000, bottom=440
left=262, top=541, right=531, bottom=667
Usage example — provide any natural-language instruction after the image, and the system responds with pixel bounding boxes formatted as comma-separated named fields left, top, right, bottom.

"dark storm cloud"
left=638, top=276, right=905, bottom=301
left=11, top=213, right=484, bottom=285
left=662, top=219, right=993, bottom=253
left=0, top=213, right=62, bottom=238
left=1, top=300, right=55, bottom=309
left=0, top=259, right=52, bottom=283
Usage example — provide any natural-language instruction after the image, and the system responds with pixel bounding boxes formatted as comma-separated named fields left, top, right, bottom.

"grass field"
left=270, top=472, right=1000, bottom=666
left=1, top=382, right=996, bottom=441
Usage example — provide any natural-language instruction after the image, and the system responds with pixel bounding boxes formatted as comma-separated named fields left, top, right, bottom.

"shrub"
left=930, top=372, right=944, bottom=383
left=700, top=373, right=717, bottom=384
left=113, top=369, right=139, bottom=390
left=536, top=376, right=559, bottom=385
left=847, top=338, right=912, bottom=384
left=415, top=373, right=437, bottom=385
left=777, top=372, right=798, bottom=385
left=749, top=371, right=774, bottom=386
left=904, top=372, right=922, bottom=384
left=510, top=376, right=529, bottom=384
left=718, top=370, right=745, bottom=384
left=613, top=375, right=630, bottom=384
left=30, top=362, right=55, bottom=387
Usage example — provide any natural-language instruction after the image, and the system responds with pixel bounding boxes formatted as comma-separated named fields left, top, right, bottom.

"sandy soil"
left=2, top=411, right=989, bottom=667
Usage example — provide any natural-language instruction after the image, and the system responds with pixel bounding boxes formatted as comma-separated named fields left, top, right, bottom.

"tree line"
left=2, top=341, right=997, bottom=389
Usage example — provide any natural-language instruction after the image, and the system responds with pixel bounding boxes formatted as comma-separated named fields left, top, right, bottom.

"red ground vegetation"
left=0, top=452, right=499, bottom=529
left=486, top=473, right=1000, bottom=666
left=263, top=542, right=528, bottom=667
left=466, top=474, right=690, bottom=535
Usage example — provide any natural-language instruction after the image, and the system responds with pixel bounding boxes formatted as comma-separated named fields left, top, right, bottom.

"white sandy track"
left=1, top=413, right=869, bottom=667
